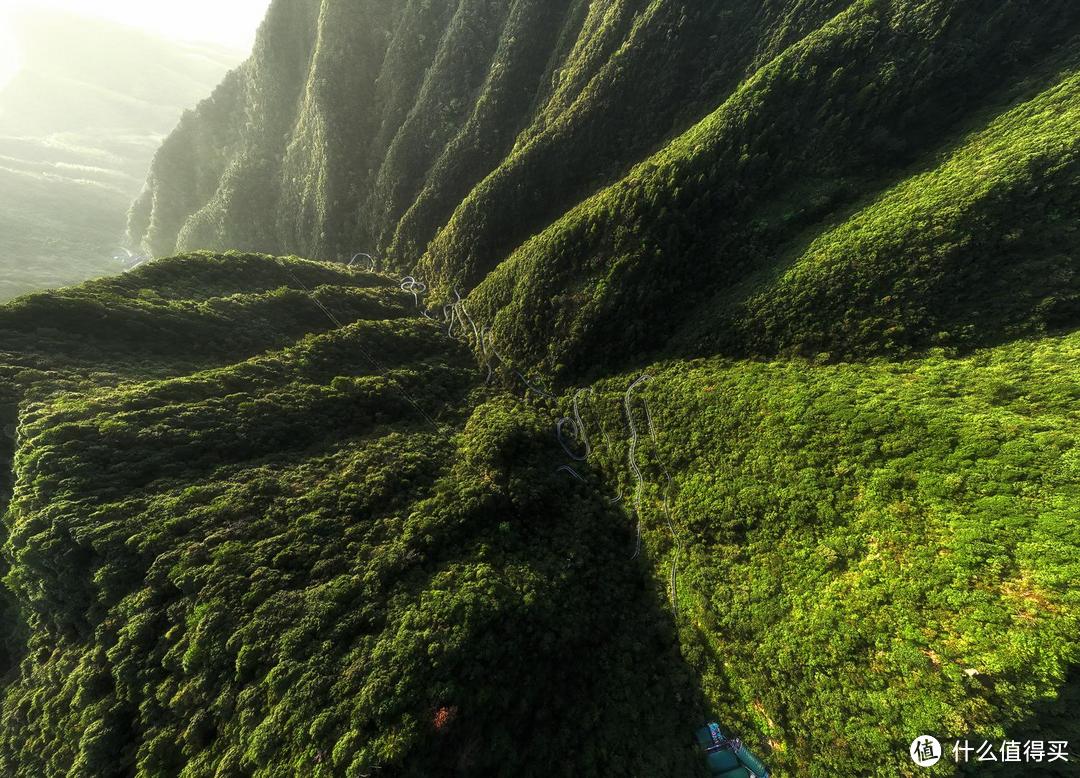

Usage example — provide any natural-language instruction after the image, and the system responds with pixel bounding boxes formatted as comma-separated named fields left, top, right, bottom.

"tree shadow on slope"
left=0, top=386, right=714, bottom=777
left=0, top=396, right=26, bottom=681
left=364, top=395, right=714, bottom=777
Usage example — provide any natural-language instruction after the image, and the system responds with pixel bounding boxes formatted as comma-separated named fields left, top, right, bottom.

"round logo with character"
left=910, top=736, right=943, bottom=767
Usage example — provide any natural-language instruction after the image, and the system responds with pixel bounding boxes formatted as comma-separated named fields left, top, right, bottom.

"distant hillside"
left=131, top=0, right=1080, bottom=377
left=0, top=11, right=240, bottom=301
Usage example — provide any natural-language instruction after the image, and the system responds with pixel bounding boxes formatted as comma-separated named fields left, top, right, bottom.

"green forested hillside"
left=2, top=253, right=1077, bottom=777
left=0, top=255, right=708, bottom=777
left=130, top=0, right=1080, bottom=378
left=587, top=345, right=1080, bottom=776
left=1, top=0, right=1078, bottom=775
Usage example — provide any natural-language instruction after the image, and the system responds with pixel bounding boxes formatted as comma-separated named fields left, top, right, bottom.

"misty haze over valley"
left=0, top=9, right=239, bottom=300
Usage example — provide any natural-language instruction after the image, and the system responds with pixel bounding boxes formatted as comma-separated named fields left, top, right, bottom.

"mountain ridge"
left=0, top=252, right=1077, bottom=775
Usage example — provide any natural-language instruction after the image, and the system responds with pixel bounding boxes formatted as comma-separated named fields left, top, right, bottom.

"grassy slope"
left=579, top=338, right=1080, bottom=776
left=2, top=255, right=1078, bottom=775
left=465, top=5, right=1080, bottom=384
left=131, top=0, right=1080, bottom=310
left=698, top=60, right=1080, bottom=361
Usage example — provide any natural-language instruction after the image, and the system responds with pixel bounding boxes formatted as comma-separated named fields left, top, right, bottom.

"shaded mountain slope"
left=128, top=0, right=923, bottom=263
left=471, top=44, right=1080, bottom=381
left=0, top=256, right=707, bottom=777
left=130, top=0, right=1080, bottom=380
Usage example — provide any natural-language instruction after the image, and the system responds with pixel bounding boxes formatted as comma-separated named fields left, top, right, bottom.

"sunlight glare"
left=0, top=9, right=21, bottom=89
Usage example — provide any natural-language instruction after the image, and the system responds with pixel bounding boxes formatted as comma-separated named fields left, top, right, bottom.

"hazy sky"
left=0, top=0, right=272, bottom=86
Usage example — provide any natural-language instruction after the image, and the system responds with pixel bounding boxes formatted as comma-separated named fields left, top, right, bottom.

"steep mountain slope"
left=588, top=346, right=1080, bottom=776
left=472, top=43, right=1080, bottom=381
left=130, top=0, right=1080, bottom=379
left=0, top=0, right=1074, bottom=776
left=0, top=10, right=240, bottom=301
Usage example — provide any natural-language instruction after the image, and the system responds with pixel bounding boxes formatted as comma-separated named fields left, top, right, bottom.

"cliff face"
left=131, top=0, right=1080, bottom=379
left=133, top=0, right=864, bottom=266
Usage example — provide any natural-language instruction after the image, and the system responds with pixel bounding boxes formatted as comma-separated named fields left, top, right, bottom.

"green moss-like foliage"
left=132, top=1, right=1080, bottom=383
left=0, top=257, right=706, bottom=777
left=465, top=4, right=1080, bottom=383
left=4, top=252, right=1079, bottom=775
left=577, top=337, right=1080, bottom=775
